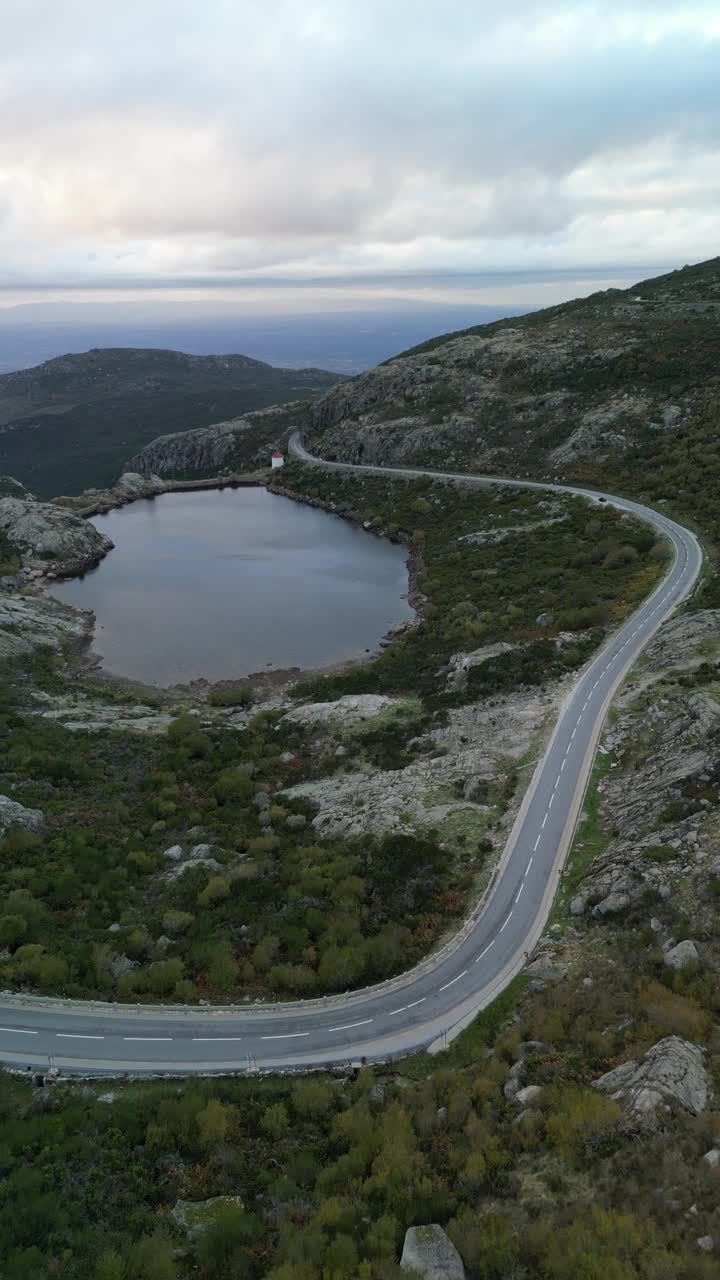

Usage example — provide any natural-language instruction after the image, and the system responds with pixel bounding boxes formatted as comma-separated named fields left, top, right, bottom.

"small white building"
left=271, top=449, right=285, bottom=469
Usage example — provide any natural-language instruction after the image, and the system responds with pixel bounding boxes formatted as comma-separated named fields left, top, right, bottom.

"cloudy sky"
left=1, top=0, right=718, bottom=308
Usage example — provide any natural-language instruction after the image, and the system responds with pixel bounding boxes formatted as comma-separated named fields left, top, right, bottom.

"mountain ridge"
left=305, top=256, right=720, bottom=479
left=0, top=346, right=345, bottom=497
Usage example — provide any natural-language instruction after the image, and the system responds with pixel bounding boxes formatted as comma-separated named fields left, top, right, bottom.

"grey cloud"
left=0, top=1, right=719, bottom=286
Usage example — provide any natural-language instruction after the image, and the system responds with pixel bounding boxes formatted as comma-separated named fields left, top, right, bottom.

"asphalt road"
left=0, top=439, right=702, bottom=1076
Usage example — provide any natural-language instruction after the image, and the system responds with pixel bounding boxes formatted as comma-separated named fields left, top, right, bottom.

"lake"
left=50, top=487, right=413, bottom=686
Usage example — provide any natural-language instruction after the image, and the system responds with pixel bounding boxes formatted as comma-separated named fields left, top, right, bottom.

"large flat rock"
left=401, top=1225, right=465, bottom=1280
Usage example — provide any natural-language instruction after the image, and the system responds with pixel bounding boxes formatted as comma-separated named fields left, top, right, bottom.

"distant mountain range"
left=0, top=347, right=344, bottom=497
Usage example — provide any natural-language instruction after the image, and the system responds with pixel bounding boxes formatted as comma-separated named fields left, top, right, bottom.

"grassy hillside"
left=0, top=348, right=344, bottom=497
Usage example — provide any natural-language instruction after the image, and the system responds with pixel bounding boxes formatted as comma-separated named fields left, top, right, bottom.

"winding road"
left=0, top=438, right=702, bottom=1076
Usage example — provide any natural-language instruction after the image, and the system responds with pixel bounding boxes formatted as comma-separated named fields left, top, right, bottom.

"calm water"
left=51, top=487, right=412, bottom=686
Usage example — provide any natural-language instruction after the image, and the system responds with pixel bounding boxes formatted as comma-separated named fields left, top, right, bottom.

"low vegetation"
left=275, top=462, right=666, bottom=705
left=0, top=677, right=468, bottom=1004
left=3, top=930, right=719, bottom=1280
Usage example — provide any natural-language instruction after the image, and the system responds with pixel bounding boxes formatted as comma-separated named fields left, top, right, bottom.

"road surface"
left=0, top=439, right=702, bottom=1076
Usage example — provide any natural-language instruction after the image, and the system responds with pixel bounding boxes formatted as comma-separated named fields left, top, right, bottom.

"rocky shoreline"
left=57, top=468, right=268, bottom=520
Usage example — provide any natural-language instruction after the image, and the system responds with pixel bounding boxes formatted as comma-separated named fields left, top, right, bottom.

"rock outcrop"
left=0, top=795, right=44, bottom=838
left=400, top=1225, right=465, bottom=1280
left=131, top=418, right=256, bottom=476
left=171, top=1195, right=245, bottom=1238
left=568, top=609, right=720, bottom=922
left=281, top=693, right=398, bottom=729
left=593, top=1036, right=708, bottom=1119
left=163, top=845, right=225, bottom=881
left=66, top=471, right=168, bottom=512
left=445, top=642, right=514, bottom=690
left=282, top=686, right=555, bottom=840
left=0, top=496, right=113, bottom=575
left=0, top=592, right=92, bottom=658
left=129, top=405, right=292, bottom=478
left=29, top=689, right=175, bottom=734
left=664, top=940, right=700, bottom=971
left=0, top=475, right=33, bottom=500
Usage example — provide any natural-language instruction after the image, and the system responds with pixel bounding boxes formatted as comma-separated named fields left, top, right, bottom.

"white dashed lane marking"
left=192, top=1037, right=244, bottom=1043
left=515, top=883, right=524, bottom=903
left=57, top=1033, right=104, bottom=1040
left=439, top=970, right=468, bottom=992
left=0, top=1027, right=37, bottom=1035
left=476, top=941, right=494, bottom=963
left=499, top=912, right=513, bottom=933
left=261, top=1032, right=310, bottom=1040
left=389, top=1000, right=425, bottom=1017
left=326, top=1019, right=374, bottom=1032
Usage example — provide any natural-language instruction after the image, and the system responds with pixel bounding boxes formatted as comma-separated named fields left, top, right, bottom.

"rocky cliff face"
left=129, top=405, right=296, bottom=479
left=305, top=258, right=720, bottom=474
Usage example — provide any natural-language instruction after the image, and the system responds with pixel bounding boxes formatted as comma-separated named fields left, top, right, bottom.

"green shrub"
left=207, top=685, right=254, bottom=708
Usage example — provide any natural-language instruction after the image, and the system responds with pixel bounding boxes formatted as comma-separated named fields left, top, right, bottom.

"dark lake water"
left=50, top=487, right=413, bottom=686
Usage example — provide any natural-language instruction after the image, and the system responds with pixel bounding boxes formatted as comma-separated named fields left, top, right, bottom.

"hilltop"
left=0, top=347, right=344, bottom=497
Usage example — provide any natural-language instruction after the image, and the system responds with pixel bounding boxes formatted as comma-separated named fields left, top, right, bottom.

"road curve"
left=0, top=439, right=702, bottom=1076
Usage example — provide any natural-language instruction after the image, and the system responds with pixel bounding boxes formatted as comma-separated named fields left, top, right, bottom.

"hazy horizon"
left=0, top=262, right=669, bottom=374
